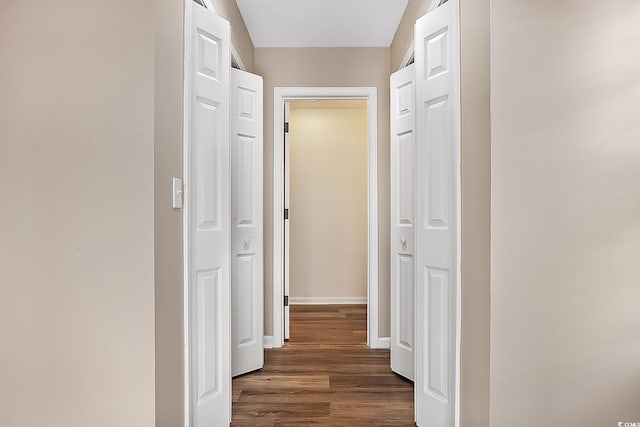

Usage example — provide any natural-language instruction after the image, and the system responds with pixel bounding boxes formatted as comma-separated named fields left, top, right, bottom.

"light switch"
left=172, top=177, right=183, bottom=209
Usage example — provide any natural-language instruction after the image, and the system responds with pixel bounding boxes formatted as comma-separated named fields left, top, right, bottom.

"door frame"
left=182, top=3, right=194, bottom=424
left=272, top=87, right=381, bottom=348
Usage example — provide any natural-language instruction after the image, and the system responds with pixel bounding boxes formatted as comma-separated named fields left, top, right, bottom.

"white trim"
left=182, top=3, right=193, bottom=426
left=263, top=336, right=274, bottom=349
left=201, top=0, right=215, bottom=12
left=376, top=337, right=390, bottom=349
left=453, top=0, right=462, bottom=423
left=429, top=0, right=444, bottom=12
left=230, top=43, right=247, bottom=71
left=400, top=41, right=414, bottom=70
left=369, top=333, right=388, bottom=349
left=273, top=87, right=378, bottom=350
left=289, top=297, right=368, bottom=305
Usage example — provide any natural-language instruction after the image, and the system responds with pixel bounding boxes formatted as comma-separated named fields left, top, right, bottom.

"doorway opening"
left=272, top=87, right=382, bottom=349
left=285, top=99, right=369, bottom=344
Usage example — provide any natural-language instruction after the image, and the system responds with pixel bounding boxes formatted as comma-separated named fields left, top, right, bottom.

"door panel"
left=231, top=68, right=264, bottom=377
left=186, top=1, right=231, bottom=425
left=415, top=1, right=460, bottom=426
left=391, top=64, right=416, bottom=381
left=398, top=254, right=414, bottom=351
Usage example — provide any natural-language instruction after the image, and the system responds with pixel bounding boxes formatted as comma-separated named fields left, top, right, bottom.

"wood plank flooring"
left=232, top=305, right=415, bottom=426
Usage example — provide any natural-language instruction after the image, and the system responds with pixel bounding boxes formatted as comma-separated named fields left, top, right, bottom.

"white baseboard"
left=267, top=334, right=387, bottom=349
left=370, top=336, right=390, bottom=349
left=289, top=296, right=367, bottom=305
left=263, top=336, right=274, bottom=349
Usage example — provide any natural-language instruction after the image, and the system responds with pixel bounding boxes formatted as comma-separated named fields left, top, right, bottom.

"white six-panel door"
left=185, top=1, right=231, bottom=425
left=231, top=68, right=264, bottom=377
left=415, top=0, right=460, bottom=425
left=390, top=63, right=416, bottom=382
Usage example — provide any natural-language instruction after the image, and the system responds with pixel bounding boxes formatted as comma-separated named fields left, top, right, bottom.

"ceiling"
left=235, top=0, right=409, bottom=48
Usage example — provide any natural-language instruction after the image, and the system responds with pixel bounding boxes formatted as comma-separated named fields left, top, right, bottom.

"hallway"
left=231, top=305, right=415, bottom=426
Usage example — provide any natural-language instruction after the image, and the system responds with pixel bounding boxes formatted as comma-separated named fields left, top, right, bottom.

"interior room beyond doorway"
left=287, top=100, right=368, bottom=315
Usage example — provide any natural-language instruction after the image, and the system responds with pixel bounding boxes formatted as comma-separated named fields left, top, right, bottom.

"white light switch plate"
left=172, top=177, right=183, bottom=209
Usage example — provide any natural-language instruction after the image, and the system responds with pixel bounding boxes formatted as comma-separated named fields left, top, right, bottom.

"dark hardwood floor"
left=231, top=304, right=415, bottom=426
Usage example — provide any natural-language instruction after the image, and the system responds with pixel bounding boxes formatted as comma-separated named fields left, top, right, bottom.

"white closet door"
left=185, top=1, right=231, bottom=425
left=231, top=68, right=264, bottom=377
left=390, top=63, right=416, bottom=382
left=414, top=0, right=460, bottom=425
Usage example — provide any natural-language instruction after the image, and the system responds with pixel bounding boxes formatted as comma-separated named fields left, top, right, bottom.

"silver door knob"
left=243, top=238, right=251, bottom=249
left=400, top=238, right=407, bottom=247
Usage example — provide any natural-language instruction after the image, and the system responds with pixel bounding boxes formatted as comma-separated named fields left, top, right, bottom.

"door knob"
left=400, top=238, right=407, bottom=248
left=243, top=238, right=251, bottom=249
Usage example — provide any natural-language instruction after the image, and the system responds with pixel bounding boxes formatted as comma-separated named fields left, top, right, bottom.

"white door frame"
left=272, top=87, right=381, bottom=348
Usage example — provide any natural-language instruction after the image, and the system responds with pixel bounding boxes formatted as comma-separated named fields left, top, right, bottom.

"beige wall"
left=255, top=47, right=391, bottom=336
left=154, top=0, right=185, bottom=426
left=490, top=1, right=640, bottom=426
left=0, top=0, right=156, bottom=426
left=289, top=103, right=368, bottom=300
left=459, top=0, right=491, bottom=426
left=211, top=0, right=255, bottom=72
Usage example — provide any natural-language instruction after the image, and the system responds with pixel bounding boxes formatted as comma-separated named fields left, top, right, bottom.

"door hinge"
left=284, top=295, right=289, bottom=307
left=284, top=208, right=289, bottom=220
left=284, top=122, right=289, bottom=133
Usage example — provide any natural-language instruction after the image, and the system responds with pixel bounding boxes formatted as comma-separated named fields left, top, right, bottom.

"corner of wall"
left=459, top=0, right=491, bottom=425
left=154, top=0, right=186, bottom=425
